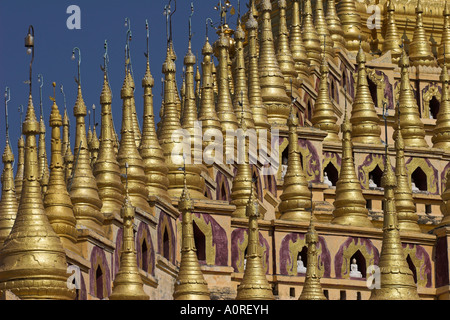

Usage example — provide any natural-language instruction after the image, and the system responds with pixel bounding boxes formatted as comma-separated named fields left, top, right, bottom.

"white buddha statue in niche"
left=350, top=258, right=363, bottom=278
left=297, top=255, right=307, bottom=274
left=323, top=172, right=333, bottom=187
left=368, top=174, right=377, bottom=188
left=411, top=179, right=420, bottom=192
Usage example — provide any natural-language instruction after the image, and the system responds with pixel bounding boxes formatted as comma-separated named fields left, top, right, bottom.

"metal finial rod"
left=72, top=47, right=81, bottom=86
left=92, top=104, right=97, bottom=129
left=206, top=18, right=214, bottom=39
left=164, top=4, right=171, bottom=44
left=145, top=20, right=150, bottom=60
left=237, top=0, right=241, bottom=22
left=38, top=73, right=44, bottom=118
left=161, top=77, right=164, bottom=99
left=19, top=104, right=23, bottom=135
left=189, top=2, right=194, bottom=43
left=169, top=0, right=177, bottom=43
left=124, top=18, right=134, bottom=80
left=4, top=87, right=10, bottom=141
left=25, top=25, right=35, bottom=96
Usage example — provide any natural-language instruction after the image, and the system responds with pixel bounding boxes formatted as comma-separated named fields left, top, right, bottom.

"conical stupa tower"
left=336, top=0, right=366, bottom=52
left=301, top=0, right=322, bottom=66
left=326, top=0, right=345, bottom=50
left=14, top=135, right=25, bottom=204
left=438, top=1, right=450, bottom=67
left=432, top=64, right=450, bottom=149
left=314, top=0, right=334, bottom=59
left=409, top=0, right=436, bottom=67
left=382, top=0, right=402, bottom=63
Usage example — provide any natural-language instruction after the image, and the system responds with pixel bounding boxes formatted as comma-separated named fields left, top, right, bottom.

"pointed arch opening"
left=307, top=100, right=313, bottom=122
left=163, top=227, right=170, bottom=261
left=349, top=250, right=366, bottom=278
left=324, top=162, right=339, bottom=186
left=297, top=246, right=308, bottom=275
left=406, top=254, right=418, bottom=284
left=368, top=165, right=383, bottom=189
left=367, top=76, right=378, bottom=107
left=95, top=265, right=104, bottom=300
left=411, top=167, right=427, bottom=192
left=429, top=96, right=440, bottom=119
left=193, top=220, right=206, bottom=263
left=141, top=240, right=149, bottom=272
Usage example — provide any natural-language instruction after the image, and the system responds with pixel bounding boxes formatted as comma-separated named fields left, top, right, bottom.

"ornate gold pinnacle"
left=409, top=0, right=436, bottom=67
left=432, top=64, right=450, bottom=148
left=382, top=0, right=402, bottom=63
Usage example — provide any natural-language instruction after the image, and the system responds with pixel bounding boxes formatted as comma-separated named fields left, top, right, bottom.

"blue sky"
left=0, top=0, right=241, bottom=168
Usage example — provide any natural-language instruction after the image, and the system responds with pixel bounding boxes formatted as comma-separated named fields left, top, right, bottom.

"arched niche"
left=402, top=243, right=432, bottom=288
left=422, top=83, right=441, bottom=119
left=357, top=153, right=386, bottom=189
left=405, top=157, right=439, bottom=195
left=158, top=211, right=176, bottom=265
left=231, top=228, right=270, bottom=274
left=89, top=246, right=111, bottom=300
left=136, top=222, right=155, bottom=276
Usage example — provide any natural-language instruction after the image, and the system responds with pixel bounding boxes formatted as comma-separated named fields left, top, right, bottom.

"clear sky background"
left=0, top=0, right=242, bottom=170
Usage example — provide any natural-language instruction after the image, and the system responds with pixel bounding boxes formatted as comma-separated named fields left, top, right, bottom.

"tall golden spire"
left=61, top=87, right=70, bottom=159
left=299, top=215, right=327, bottom=300
left=173, top=167, right=210, bottom=300
left=14, top=135, right=24, bottom=204
left=311, top=51, right=340, bottom=143
left=314, top=0, right=335, bottom=59
left=331, top=101, right=373, bottom=228
left=0, top=88, right=18, bottom=246
left=140, top=23, right=170, bottom=203
left=409, top=0, right=436, bottom=67
left=181, top=13, right=208, bottom=200
left=195, top=63, right=201, bottom=102
left=246, top=5, right=271, bottom=135
left=396, top=48, right=428, bottom=148
left=432, top=64, right=450, bottom=148
left=336, top=0, right=365, bottom=52
left=438, top=1, right=450, bottom=67
left=94, top=49, right=125, bottom=217
left=233, top=20, right=256, bottom=130
left=44, top=84, right=78, bottom=253
left=0, top=45, right=75, bottom=298
left=109, top=165, right=149, bottom=300
left=350, top=45, right=382, bottom=145
left=69, top=47, right=105, bottom=236
left=198, top=30, right=222, bottom=166
left=382, top=0, right=402, bottom=63
left=258, top=0, right=291, bottom=126
left=369, top=142, right=420, bottom=300
left=276, top=0, right=300, bottom=93
left=89, top=105, right=100, bottom=166
left=394, top=119, right=420, bottom=233
left=87, top=109, right=93, bottom=153
left=279, top=108, right=311, bottom=221
left=236, top=187, right=274, bottom=300
left=64, top=134, right=74, bottom=185
left=117, top=57, right=151, bottom=213
left=326, top=0, right=345, bottom=50
left=289, top=0, right=311, bottom=85
left=301, top=0, right=322, bottom=66
left=37, top=75, right=49, bottom=195
left=128, top=74, right=143, bottom=149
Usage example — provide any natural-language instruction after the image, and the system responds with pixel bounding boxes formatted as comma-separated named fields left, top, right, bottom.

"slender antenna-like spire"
left=110, top=163, right=149, bottom=300
left=301, top=0, right=322, bottom=66
left=382, top=0, right=402, bottom=63
left=14, top=105, right=25, bottom=203
left=69, top=46, right=105, bottom=236
left=409, top=0, right=436, bottom=67
left=94, top=43, right=125, bottom=217
left=89, top=105, right=100, bottom=166
left=438, top=1, right=450, bottom=67
left=370, top=125, right=420, bottom=300
left=279, top=107, right=312, bottom=221
left=311, top=43, right=340, bottom=142
left=139, top=20, right=171, bottom=203
left=37, top=74, right=49, bottom=195
left=350, top=43, right=382, bottom=145
left=236, top=184, right=274, bottom=300
left=258, top=0, right=291, bottom=126
left=0, top=87, right=18, bottom=246
left=331, top=86, right=374, bottom=228
left=299, top=215, right=327, bottom=300
left=44, top=82, right=79, bottom=253
left=173, top=158, right=210, bottom=300
left=0, top=27, right=75, bottom=299
left=433, top=58, right=450, bottom=148
left=396, top=47, right=428, bottom=148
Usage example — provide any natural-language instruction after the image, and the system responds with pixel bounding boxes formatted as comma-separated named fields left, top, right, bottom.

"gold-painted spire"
left=432, top=64, right=450, bottom=148
left=168, top=40, right=183, bottom=119
left=230, top=107, right=254, bottom=218
left=90, top=122, right=100, bottom=167
left=195, top=63, right=201, bottom=102
left=44, top=88, right=78, bottom=253
left=173, top=168, right=210, bottom=300
left=289, top=0, right=311, bottom=85
left=314, top=0, right=335, bottom=59
left=326, top=0, right=346, bottom=50
left=369, top=149, right=420, bottom=300
left=199, top=35, right=222, bottom=166
left=299, top=215, right=327, bottom=300
left=396, top=49, right=428, bottom=148
left=117, top=68, right=151, bottom=213
left=109, top=166, right=149, bottom=300
left=64, top=134, right=74, bottom=186
left=159, top=43, right=205, bottom=200
left=394, top=121, right=420, bottom=233
left=140, top=38, right=170, bottom=203
left=87, top=109, right=93, bottom=150
left=382, top=0, right=402, bottom=63
left=301, top=0, right=322, bottom=66
left=246, top=5, right=271, bottom=135
left=438, top=1, right=450, bottom=67
left=233, top=21, right=256, bottom=130
left=236, top=187, right=274, bottom=300
left=127, top=74, right=142, bottom=149
left=311, top=52, right=340, bottom=142
left=276, top=0, right=300, bottom=93
left=38, top=115, right=49, bottom=195
left=409, top=0, right=436, bottom=67
left=212, top=61, right=219, bottom=97
left=350, top=45, right=382, bottom=145
left=0, top=94, right=75, bottom=300
left=279, top=108, right=312, bottom=221
left=70, top=82, right=105, bottom=236
left=336, top=0, right=365, bottom=52
left=94, top=67, right=125, bottom=217
left=62, top=108, right=70, bottom=158
left=331, top=104, right=374, bottom=228
left=180, top=71, right=186, bottom=120
left=0, top=96, right=18, bottom=246
left=259, top=0, right=291, bottom=126
left=14, top=135, right=24, bottom=204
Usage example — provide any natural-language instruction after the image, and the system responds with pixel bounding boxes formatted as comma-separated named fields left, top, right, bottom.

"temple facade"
left=0, top=0, right=450, bottom=300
